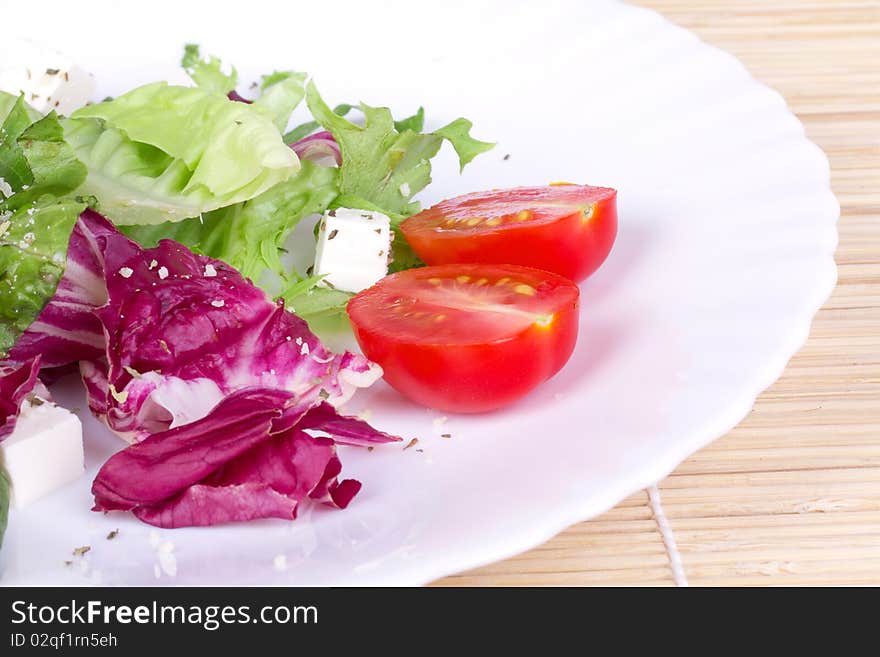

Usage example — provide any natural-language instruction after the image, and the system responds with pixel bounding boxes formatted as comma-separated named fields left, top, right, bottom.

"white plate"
left=0, top=0, right=837, bottom=585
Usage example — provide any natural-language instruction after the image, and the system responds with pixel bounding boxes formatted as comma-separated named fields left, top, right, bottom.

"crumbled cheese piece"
left=148, top=259, right=158, bottom=270
left=1, top=398, right=84, bottom=508
left=399, top=182, right=411, bottom=197
left=119, top=267, right=133, bottom=279
left=313, top=207, right=392, bottom=293
left=0, top=178, right=12, bottom=198
left=204, top=263, right=217, bottom=277
left=300, top=342, right=309, bottom=355
left=157, top=266, right=169, bottom=280
left=211, top=299, right=225, bottom=308
left=0, top=42, right=95, bottom=115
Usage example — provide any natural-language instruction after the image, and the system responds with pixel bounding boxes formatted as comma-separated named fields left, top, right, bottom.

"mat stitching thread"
left=647, top=485, right=688, bottom=586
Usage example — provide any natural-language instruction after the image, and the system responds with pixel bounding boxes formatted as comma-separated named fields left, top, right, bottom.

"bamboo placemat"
left=434, top=0, right=880, bottom=586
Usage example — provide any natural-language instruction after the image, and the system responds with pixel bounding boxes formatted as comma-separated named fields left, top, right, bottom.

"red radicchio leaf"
left=12, top=210, right=382, bottom=443
left=290, top=131, right=341, bottom=166
left=227, top=90, right=252, bottom=104
left=8, top=210, right=138, bottom=368
left=12, top=210, right=398, bottom=528
left=0, top=357, right=47, bottom=442
left=93, top=387, right=382, bottom=528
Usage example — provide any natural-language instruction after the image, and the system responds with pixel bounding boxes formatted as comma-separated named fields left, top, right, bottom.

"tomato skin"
left=400, top=185, right=617, bottom=282
left=347, top=264, right=580, bottom=413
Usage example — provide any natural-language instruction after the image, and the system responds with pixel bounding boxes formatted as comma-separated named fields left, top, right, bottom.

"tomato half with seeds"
left=347, top=264, right=580, bottom=413
left=400, top=184, right=617, bottom=282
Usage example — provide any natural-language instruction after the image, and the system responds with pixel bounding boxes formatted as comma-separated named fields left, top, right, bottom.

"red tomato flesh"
left=400, top=184, right=617, bottom=282
left=347, top=264, right=580, bottom=413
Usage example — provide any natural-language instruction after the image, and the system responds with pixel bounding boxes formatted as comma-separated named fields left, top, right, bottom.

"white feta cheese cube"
left=0, top=40, right=95, bottom=116
left=1, top=399, right=84, bottom=508
left=313, top=208, right=392, bottom=293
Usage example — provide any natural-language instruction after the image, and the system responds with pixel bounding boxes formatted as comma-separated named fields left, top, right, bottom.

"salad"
left=0, top=44, right=617, bottom=545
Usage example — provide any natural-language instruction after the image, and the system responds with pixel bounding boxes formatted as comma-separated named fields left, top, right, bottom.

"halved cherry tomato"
left=347, top=264, right=580, bottom=413
left=400, top=184, right=617, bottom=282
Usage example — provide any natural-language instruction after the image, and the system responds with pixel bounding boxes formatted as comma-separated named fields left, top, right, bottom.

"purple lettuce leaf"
left=8, top=209, right=138, bottom=369
left=93, top=387, right=388, bottom=528
left=12, top=210, right=396, bottom=527
left=298, top=401, right=400, bottom=447
left=290, top=131, right=341, bottom=166
left=13, top=210, right=382, bottom=443
left=227, top=90, right=252, bottom=104
left=0, top=357, right=47, bottom=442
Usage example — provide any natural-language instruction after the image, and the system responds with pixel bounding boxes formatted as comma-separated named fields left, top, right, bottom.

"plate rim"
left=398, top=2, right=840, bottom=586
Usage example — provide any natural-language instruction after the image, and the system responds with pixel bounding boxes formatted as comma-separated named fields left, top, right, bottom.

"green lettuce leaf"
left=0, top=100, right=87, bottom=357
left=254, top=71, right=307, bottom=131
left=125, top=159, right=338, bottom=286
left=182, top=43, right=237, bottom=95
left=0, top=467, right=9, bottom=549
left=282, top=103, right=354, bottom=144
left=64, top=82, right=299, bottom=225
left=306, top=82, right=493, bottom=216
left=434, top=117, right=496, bottom=172
left=181, top=46, right=305, bottom=132
left=282, top=277, right=352, bottom=319
left=0, top=197, right=86, bottom=356
left=3, top=115, right=89, bottom=212
left=0, top=95, right=40, bottom=194
left=0, top=92, right=18, bottom=124
left=306, top=82, right=493, bottom=269
left=0, top=91, right=40, bottom=127
left=306, top=81, right=442, bottom=218
left=393, top=106, right=425, bottom=133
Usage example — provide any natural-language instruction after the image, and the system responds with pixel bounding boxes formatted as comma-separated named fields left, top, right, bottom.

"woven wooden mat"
left=434, top=0, right=880, bottom=586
